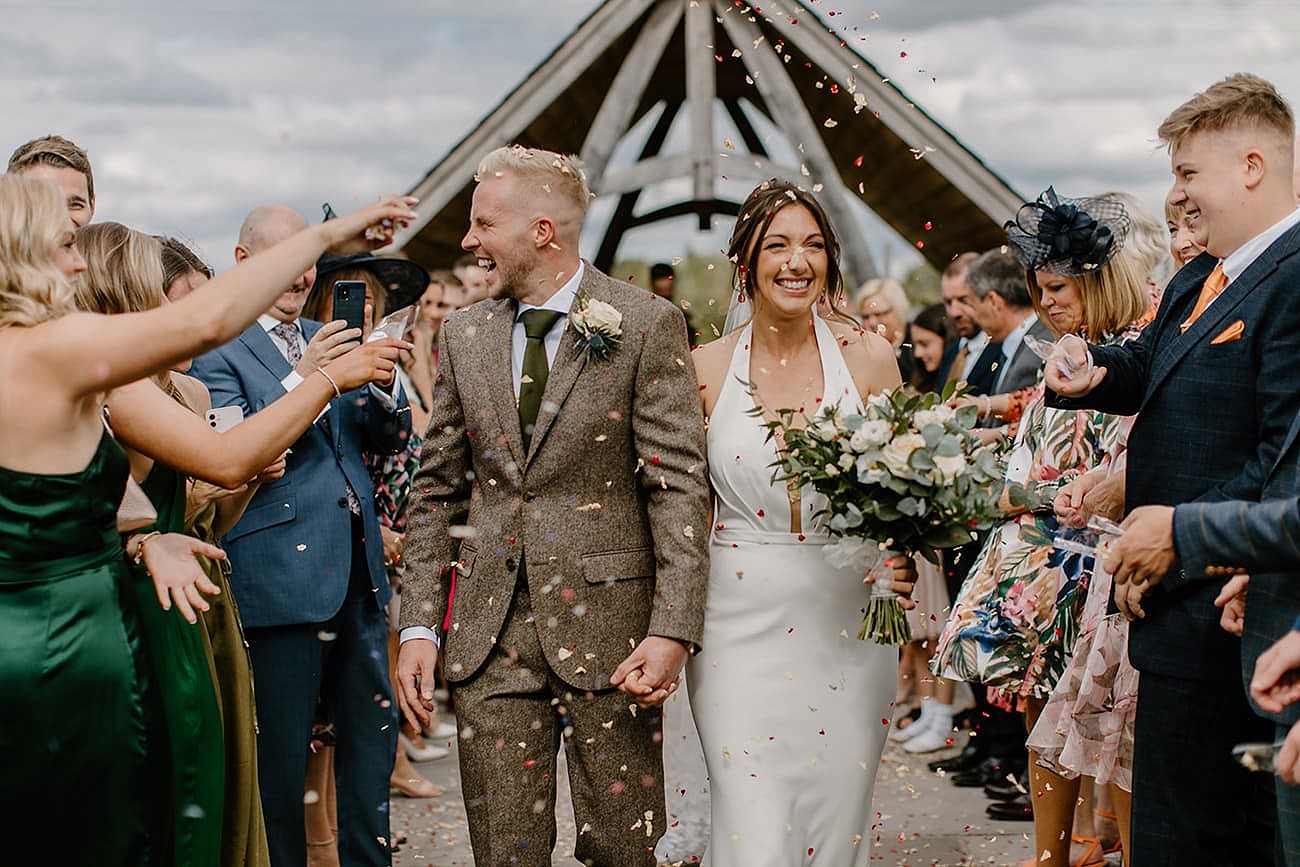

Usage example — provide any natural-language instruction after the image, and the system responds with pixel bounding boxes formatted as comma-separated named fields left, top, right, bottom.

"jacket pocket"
left=581, top=548, right=655, bottom=584
left=225, top=496, right=296, bottom=542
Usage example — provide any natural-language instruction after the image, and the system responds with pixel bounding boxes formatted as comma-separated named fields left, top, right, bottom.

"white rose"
left=913, top=409, right=947, bottom=431
left=838, top=452, right=855, bottom=470
left=880, top=433, right=926, bottom=476
left=582, top=299, right=623, bottom=334
left=933, top=454, right=967, bottom=483
left=824, top=463, right=840, bottom=477
left=854, top=419, right=892, bottom=449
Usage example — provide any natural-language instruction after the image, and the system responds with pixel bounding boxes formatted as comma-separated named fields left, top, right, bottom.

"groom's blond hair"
left=475, top=146, right=591, bottom=231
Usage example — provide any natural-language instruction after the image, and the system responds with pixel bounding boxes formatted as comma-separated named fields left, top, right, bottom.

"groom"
left=396, top=145, right=710, bottom=866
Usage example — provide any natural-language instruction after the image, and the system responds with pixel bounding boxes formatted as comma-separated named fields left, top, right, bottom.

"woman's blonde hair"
left=0, top=174, right=79, bottom=329
left=1100, top=191, right=1170, bottom=284
left=852, top=277, right=913, bottom=322
left=75, top=222, right=165, bottom=316
left=1028, top=243, right=1150, bottom=339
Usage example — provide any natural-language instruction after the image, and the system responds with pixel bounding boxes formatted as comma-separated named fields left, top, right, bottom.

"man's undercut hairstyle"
left=7, top=135, right=95, bottom=202
left=475, top=145, right=592, bottom=220
left=1158, top=73, right=1295, bottom=151
left=966, top=249, right=1032, bottom=308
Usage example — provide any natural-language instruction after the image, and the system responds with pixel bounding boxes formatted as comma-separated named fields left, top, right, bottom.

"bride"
left=685, top=179, right=913, bottom=865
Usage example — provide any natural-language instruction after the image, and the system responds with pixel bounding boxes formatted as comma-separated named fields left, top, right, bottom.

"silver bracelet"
left=315, top=366, right=341, bottom=398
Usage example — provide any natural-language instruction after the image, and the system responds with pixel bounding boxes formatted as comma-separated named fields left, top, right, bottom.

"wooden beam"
left=684, top=0, right=717, bottom=229
left=580, top=0, right=683, bottom=182
left=723, top=99, right=768, bottom=157
left=717, top=6, right=878, bottom=284
left=761, top=3, right=1022, bottom=222
left=627, top=198, right=741, bottom=229
left=593, top=99, right=681, bottom=272
left=595, top=153, right=694, bottom=196
left=393, top=0, right=657, bottom=251
left=715, top=151, right=802, bottom=185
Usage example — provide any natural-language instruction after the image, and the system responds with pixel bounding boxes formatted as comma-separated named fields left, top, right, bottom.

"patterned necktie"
left=271, top=321, right=303, bottom=368
left=1180, top=263, right=1228, bottom=333
left=517, top=309, right=564, bottom=450
left=944, top=342, right=968, bottom=387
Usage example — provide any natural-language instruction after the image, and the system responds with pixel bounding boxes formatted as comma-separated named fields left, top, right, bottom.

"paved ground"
left=390, top=724, right=1042, bottom=866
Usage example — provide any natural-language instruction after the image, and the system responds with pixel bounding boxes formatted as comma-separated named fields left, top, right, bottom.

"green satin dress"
left=0, top=431, right=151, bottom=864
left=133, top=441, right=225, bottom=867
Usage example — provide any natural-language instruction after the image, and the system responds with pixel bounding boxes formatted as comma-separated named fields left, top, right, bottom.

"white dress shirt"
left=958, top=331, right=990, bottom=382
left=402, top=263, right=584, bottom=648
left=510, top=262, right=585, bottom=396
left=993, top=312, right=1038, bottom=393
left=1220, top=206, right=1300, bottom=287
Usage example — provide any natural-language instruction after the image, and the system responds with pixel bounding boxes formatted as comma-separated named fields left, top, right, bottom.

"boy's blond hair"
left=1158, top=74, right=1294, bottom=152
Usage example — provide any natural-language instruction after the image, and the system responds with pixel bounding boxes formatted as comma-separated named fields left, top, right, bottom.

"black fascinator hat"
left=1004, top=187, right=1131, bottom=276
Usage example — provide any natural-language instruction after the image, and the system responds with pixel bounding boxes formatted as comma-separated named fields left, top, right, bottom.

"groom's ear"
left=533, top=216, right=556, bottom=250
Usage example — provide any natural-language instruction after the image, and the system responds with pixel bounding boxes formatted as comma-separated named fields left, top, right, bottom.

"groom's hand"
left=611, top=635, right=689, bottom=708
left=396, top=638, right=439, bottom=732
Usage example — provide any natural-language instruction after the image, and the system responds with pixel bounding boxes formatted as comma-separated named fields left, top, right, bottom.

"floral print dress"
left=931, top=378, right=1130, bottom=709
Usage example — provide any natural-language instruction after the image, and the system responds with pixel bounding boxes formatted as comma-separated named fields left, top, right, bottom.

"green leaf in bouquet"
left=935, top=434, right=964, bottom=458
left=908, top=448, right=936, bottom=472
left=940, top=379, right=959, bottom=402
left=920, top=424, right=944, bottom=448
left=954, top=403, right=979, bottom=429
left=922, top=522, right=975, bottom=549
left=866, top=499, right=902, bottom=522
left=898, top=496, right=925, bottom=517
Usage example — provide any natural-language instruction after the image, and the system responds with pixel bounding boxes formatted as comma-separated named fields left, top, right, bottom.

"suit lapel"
left=525, top=269, right=593, bottom=466
left=479, top=300, right=528, bottom=468
left=239, top=322, right=294, bottom=380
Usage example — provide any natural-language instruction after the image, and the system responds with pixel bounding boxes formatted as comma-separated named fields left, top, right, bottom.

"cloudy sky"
left=4, top=0, right=1298, bottom=274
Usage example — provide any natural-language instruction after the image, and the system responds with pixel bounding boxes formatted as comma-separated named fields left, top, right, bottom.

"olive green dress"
left=0, top=431, right=152, bottom=864
left=133, top=440, right=225, bottom=867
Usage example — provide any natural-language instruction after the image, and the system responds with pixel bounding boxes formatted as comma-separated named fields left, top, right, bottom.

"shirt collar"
left=1222, top=206, right=1300, bottom=284
left=999, top=312, right=1037, bottom=360
left=964, top=331, right=989, bottom=353
left=259, top=313, right=299, bottom=334
left=517, top=261, right=585, bottom=319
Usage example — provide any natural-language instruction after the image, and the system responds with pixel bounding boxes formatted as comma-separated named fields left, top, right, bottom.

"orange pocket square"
left=1211, top=320, right=1245, bottom=344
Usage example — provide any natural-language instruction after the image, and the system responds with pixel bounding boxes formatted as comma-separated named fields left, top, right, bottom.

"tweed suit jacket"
left=1174, top=410, right=1300, bottom=723
left=400, top=264, right=711, bottom=692
left=1046, top=225, right=1300, bottom=681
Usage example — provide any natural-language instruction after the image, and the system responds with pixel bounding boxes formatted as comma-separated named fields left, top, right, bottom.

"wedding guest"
left=939, top=251, right=993, bottom=390
left=1047, top=73, right=1300, bottom=865
left=7, top=134, right=95, bottom=227
left=689, top=179, right=913, bottom=865
left=1104, top=190, right=1173, bottom=306
left=855, top=276, right=914, bottom=382
left=1166, top=197, right=1206, bottom=267
left=453, top=252, right=489, bottom=304
left=191, top=204, right=415, bottom=867
left=891, top=302, right=960, bottom=755
left=0, top=172, right=415, bottom=866
left=933, top=189, right=1148, bottom=848
left=650, top=262, right=698, bottom=346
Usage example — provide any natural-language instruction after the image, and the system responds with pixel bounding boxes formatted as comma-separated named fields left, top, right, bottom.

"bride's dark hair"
left=726, top=180, right=845, bottom=313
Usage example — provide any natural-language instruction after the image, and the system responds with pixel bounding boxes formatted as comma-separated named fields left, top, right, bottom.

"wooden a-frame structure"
left=393, top=0, right=1022, bottom=286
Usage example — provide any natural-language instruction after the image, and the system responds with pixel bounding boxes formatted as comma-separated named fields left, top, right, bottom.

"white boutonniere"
left=569, top=295, right=623, bottom=361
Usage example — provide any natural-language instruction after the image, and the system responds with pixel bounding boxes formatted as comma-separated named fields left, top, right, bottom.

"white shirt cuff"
left=280, top=369, right=304, bottom=392
left=400, top=626, right=440, bottom=647
left=368, top=379, right=401, bottom=412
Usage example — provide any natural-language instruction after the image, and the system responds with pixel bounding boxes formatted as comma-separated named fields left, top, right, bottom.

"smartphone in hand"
left=332, top=280, right=367, bottom=335
left=205, top=406, right=244, bottom=433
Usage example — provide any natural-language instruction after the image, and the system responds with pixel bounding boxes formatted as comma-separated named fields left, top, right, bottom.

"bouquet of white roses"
left=760, top=384, right=1004, bottom=645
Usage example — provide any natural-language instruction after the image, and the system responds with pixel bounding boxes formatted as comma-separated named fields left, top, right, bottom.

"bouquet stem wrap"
left=860, top=551, right=912, bottom=646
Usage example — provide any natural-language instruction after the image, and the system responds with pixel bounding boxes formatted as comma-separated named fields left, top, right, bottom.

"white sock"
left=928, top=701, right=953, bottom=734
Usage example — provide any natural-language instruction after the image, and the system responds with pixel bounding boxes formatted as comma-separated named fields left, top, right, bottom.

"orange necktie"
left=1180, top=263, right=1228, bottom=333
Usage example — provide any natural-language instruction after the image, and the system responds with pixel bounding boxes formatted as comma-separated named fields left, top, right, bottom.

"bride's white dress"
left=686, top=315, right=897, bottom=866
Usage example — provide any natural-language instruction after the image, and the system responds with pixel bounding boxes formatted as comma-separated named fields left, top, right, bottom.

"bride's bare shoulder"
left=691, top=332, right=740, bottom=410
left=826, top=318, right=901, bottom=392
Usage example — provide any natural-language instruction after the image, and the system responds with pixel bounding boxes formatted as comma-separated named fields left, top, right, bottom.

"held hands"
left=396, top=638, right=439, bottom=732
left=1214, top=574, right=1250, bottom=636
left=1104, top=505, right=1177, bottom=620
left=381, top=527, right=404, bottom=567
left=866, top=554, right=918, bottom=610
left=323, top=336, right=412, bottom=391
left=1043, top=334, right=1107, bottom=397
left=138, top=532, right=225, bottom=624
left=319, top=195, right=420, bottom=255
left=611, top=636, right=689, bottom=708
left=1053, top=468, right=1105, bottom=529
left=1251, top=630, right=1300, bottom=714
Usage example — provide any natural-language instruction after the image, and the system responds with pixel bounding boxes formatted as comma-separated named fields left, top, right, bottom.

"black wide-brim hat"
left=313, top=251, right=430, bottom=314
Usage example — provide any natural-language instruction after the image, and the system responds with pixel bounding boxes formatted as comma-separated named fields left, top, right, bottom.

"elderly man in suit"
left=396, top=146, right=710, bottom=867
left=967, top=248, right=1053, bottom=397
left=1047, top=74, right=1300, bottom=865
left=191, top=204, right=412, bottom=867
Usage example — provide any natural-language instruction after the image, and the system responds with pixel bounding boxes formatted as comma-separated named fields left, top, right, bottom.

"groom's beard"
left=489, top=254, right=538, bottom=301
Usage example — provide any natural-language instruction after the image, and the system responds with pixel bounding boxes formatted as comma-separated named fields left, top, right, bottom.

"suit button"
left=338, top=497, right=348, bottom=508
left=506, top=558, right=517, bottom=572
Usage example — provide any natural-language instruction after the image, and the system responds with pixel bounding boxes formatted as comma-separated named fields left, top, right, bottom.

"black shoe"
left=951, top=755, right=1025, bottom=788
left=928, top=741, right=986, bottom=773
left=985, top=793, right=1033, bottom=821
left=982, top=772, right=1027, bottom=801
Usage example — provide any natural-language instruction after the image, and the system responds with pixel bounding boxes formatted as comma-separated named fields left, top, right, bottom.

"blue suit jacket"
left=1174, top=410, right=1300, bottom=723
left=190, top=319, right=410, bottom=628
left=1046, top=223, right=1300, bottom=680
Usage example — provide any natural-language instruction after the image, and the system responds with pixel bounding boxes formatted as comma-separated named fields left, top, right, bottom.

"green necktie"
left=518, top=309, right=563, bottom=450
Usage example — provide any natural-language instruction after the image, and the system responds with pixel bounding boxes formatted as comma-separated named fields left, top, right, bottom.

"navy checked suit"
left=1047, top=224, right=1300, bottom=865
